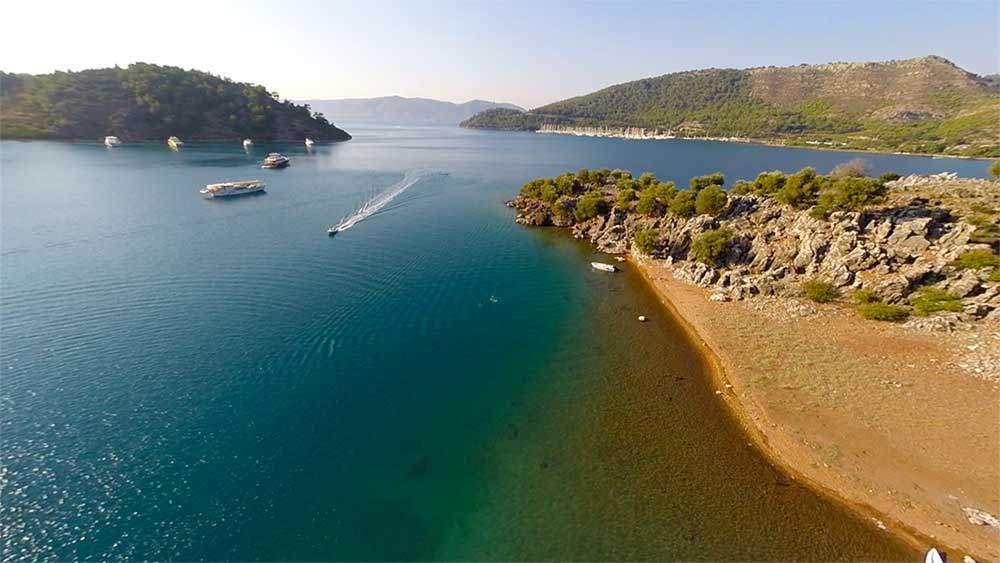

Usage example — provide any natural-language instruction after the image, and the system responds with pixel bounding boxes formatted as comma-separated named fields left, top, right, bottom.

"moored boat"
left=305, top=138, right=315, bottom=147
left=591, top=262, right=616, bottom=272
left=104, top=136, right=122, bottom=147
left=262, top=153, right=290, bottom=169
left=167, top=136, right=184, bottom=149
left=200, top=180, right=266, bottom=198
left=243, top=138, right=254, bottom=149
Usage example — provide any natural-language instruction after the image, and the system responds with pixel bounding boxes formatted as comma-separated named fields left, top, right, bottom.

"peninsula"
left=0, top=63, right=351, bottom=142
left=507, top=165, right=1000, bottom=561
left=298, top=96, right=523, bottom=126
left=463, top=56, right=1000, bottom=158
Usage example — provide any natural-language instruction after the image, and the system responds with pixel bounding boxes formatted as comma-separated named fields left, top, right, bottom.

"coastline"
left=529, top=126, right=997, bottom=161
left=628, top=254, right=999, bottom=562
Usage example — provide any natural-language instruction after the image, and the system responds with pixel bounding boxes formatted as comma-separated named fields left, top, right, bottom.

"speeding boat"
left=591, top=262, right=616, bottom=272
left=261, top=153, right=290, bottom=169
left=167, top=136, right=184, bottom=149
left=104, top=136, right=122, bottom=147
left=200, top=180, right=266, bottom=198
left=243, top=138, right=253, bottom=149
left=305, top=138, right=315, bottom=147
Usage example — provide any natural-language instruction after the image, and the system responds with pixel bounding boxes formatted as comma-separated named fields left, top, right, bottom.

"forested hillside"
left=462, top=56, right=999, bottom=157
left=1, top=63, right=351, bottom=141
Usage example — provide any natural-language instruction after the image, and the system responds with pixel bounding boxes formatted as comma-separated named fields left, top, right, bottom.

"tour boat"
left=167, top=136, right=184, bottom=149
left=243, top=138, right=253, bottom=149
left=200, top=180, right=266, bottom=198
left=591, top=262, right=616, bottom=272
left=305, top=138, right=315, bottom=147
left=261, top=153, right=290, bottom=169
left=104, top=136, right=122, bottom=147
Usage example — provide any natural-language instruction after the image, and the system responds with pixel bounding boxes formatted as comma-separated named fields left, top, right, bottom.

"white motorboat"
left=591, top=262, right=616, bottom=272
left=104, top=136, right=122, bottom=147
left=243, top=138, right=253, bottom=149
left=305, top=138, right=315, bottom=147
left=200, top=180, right=266, bottom=198
left=262, top=153, right=290, bottom=169
left=167, top=136, right=184, bottom=149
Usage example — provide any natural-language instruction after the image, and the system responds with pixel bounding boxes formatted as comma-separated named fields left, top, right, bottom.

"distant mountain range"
left=462, top=56, right=999, bottom=157
left=299, top=96, right=524, bottom=125
left=0, top=63, right=351, bottom=142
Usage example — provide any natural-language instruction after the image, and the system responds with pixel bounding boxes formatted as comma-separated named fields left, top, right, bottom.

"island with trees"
left=0, top=63, right=351, bottom=142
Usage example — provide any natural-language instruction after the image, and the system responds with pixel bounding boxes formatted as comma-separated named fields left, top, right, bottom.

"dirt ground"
left=635, top=256, right=1000, bottom=563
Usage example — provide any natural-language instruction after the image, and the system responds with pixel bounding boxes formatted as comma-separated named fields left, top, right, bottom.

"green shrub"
left=634, top=181, right=677, bottom=216
left=990, top=269, right=1000, bottom=282
left=989, top=160, right=1000, bottom=179
left=852, top=289, right=879, bottom=304
left=879, top=172, right=902, bottom=183
left=775, top=167, right=821, bottom=208
left=690, top=173, right=725, bottom=191
left=691, top=228, right=733, bottom=265
left=909, top=287, right=963, bottom=316
left=952, top=249, right=1000, bottom=270
left=969, top=203, right=995, bottom=215
left=634, top=229, right=661, bottom=254
left=731, top=180, right=753, bottom=195
left=617, top=188, right=637, bottom=209
left=858, top=302, right=909, bottom=321
left=617, top=178, right=637, bottom=191
left=802, top=279, right=839, bottom=303
left=669, top=191, right=697, bottom=218
left=812, top=176, right=887, bottom=218
left=638, top=172, right=658, bottom=189
left=966, top=216, right=1000, bottom=245
left=695, top=185, right=728, bottom=216
left=574, top=191, right=608, bottom=221
left=752, top=171, right=787, bottom=195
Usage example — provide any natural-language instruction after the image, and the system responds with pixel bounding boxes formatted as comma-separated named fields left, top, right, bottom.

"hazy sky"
left=3, top=1, right=998, bottom=108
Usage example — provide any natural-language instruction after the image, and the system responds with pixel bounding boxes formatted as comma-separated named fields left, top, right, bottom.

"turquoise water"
left=1, top=128, right=988, bottom=561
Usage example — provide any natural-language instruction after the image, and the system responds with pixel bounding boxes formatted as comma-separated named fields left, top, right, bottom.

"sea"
left=1, top=126, right=989, bottom=561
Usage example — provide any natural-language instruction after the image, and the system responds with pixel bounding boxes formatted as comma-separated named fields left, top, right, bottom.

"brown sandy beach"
left=632, top=256, right=999, bottom=562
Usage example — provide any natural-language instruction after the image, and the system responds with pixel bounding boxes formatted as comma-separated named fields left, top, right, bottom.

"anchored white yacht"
left=200, top=180, right=266, bottom=198
left=104, top=136, right=122, bottom=147
left=262, top=153, right=290, bottom=169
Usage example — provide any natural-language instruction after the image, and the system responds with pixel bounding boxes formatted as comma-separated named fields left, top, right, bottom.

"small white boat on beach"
left=167, top=136, right=184, bottom=149
left=243, top=138, right=254, bottom=149
left=104, top=136, right=122, bottom=147
left=305, top=138, right=315, bottom=147
left=591, top=262, right=616, bottom=272
left=200, top=180, right=266, bottom=198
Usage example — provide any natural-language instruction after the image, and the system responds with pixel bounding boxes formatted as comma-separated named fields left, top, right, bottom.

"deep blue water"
left=1, top=127, right=988, bottom=561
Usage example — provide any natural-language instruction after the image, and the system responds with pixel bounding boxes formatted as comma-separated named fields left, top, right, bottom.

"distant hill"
left=462, top=56, right=999, bottom=157
left=300, top=96, right=524, bottom=125
left=0, top=63, right=351, bottom=142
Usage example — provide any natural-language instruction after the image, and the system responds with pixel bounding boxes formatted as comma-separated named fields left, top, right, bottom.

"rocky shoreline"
left=511, top=172, right=1000, bottom=340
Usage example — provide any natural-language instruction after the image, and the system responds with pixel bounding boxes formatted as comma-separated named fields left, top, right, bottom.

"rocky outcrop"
left=508, top=174, right=1000, bottom=324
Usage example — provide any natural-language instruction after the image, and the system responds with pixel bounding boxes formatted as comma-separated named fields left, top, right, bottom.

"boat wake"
left=328, top=172, right=437, bottom=235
